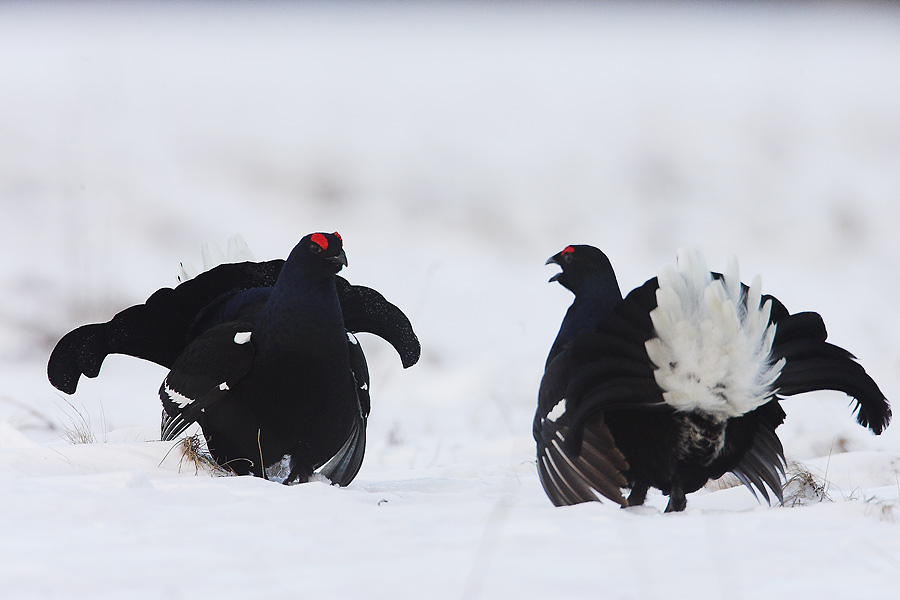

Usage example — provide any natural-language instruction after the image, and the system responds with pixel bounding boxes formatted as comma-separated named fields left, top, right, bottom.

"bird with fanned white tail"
left=48, top=232, right=420, bottom=486
left=535, top=245, right=890, bottom=512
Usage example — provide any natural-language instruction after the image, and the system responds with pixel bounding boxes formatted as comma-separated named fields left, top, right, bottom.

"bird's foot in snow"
left=626, top=483, right=649, bottom=507
left=664, top=486, right=687, bottom=513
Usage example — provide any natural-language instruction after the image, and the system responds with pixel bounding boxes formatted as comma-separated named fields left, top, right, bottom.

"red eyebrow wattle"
left=311, top=233, right=329, bottom=250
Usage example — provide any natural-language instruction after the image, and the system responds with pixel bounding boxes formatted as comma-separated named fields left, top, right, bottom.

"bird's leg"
left=626, top=482, right=649, bottom=507
left=664, top=485, right=687, bottom=513
left=284, top=457, right=313, bottom=485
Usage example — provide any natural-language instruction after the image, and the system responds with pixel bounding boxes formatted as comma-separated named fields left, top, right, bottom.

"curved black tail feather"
left=771, top=312, right=890, bottom=435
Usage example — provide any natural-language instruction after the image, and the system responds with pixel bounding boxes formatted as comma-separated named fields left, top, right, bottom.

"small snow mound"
left=0, top=421, right=38, bottom=449
left=308, top=472, right=334, bottom=485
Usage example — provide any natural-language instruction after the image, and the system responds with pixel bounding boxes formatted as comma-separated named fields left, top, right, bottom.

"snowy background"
left=1, top=2, right=899, bottom=598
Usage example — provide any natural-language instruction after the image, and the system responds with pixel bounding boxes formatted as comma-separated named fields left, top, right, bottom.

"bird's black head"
left=292, top=231, right=348, bottom=276
left=546, top=244, right=618, bottom=297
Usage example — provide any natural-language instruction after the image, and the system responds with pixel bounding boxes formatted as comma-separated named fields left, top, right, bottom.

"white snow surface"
left=1, top=2, right=900, bottom=599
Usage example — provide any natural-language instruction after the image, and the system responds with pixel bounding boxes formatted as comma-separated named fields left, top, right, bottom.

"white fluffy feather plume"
left=177, top=234, right=256, bottom=282
left=645, top=248, right=785, bottom=420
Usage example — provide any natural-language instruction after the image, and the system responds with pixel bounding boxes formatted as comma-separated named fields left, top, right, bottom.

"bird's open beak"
left=546, top=255, right=562, bottom=282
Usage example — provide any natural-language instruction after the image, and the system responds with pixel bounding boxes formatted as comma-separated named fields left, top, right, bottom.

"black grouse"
left=535, top=245, right=890, bottom=512
left=48, top=232, right=420, bottom=485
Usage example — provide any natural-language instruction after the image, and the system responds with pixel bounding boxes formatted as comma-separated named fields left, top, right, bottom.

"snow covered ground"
left=1, top=2, right=899, bottom=598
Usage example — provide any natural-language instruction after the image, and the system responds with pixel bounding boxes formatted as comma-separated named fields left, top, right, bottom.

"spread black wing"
left=537, top=411, right=630, bottom=507
left=317, top=332, right=370, bottom=487
left=48, top=260, right=282, bottom=394
left=160, top=321, right=256, bottom=441
left=47, top=259, right=421, bottom=394
left=727, top=400, right=787, bottom=505
left=535, top=277, right=668, bottom=507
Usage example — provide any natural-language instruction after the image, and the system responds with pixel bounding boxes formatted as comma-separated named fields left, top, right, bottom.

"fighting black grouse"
left=48, top=232, right=420, bottom=485
left=535, top=245, right=890, bottom=512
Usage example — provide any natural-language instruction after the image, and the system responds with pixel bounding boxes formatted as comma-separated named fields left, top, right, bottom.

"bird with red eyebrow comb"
left=48, top=232, right=420, bottom=485
left=536, top=244, right=889, bottom=512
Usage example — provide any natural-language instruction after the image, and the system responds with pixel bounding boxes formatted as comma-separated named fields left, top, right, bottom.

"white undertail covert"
left=178, top=234, right=256, bottom=282
left=645, top=248, right=785, bottom=420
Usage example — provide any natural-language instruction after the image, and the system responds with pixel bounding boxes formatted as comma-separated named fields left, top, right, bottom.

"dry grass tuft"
left=845, top=478, right=899, bottom=523
left=58, top=399, right=106, bottom=445
left=864, top=497, right=896, bottom=523
left=176, top=434, right=233, bottom=477
left=782, top=461, right=832, bottom=507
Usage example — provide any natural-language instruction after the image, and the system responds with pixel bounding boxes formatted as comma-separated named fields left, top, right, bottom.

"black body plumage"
left=48, top=232, right=420, bottom=485
left=535, top=245, right=890, bottom=512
